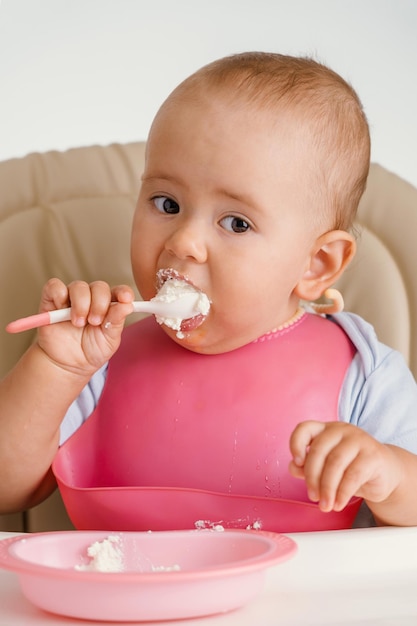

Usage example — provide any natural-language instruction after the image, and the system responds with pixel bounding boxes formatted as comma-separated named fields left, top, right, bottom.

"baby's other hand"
left=37, top=278, right=135, bottom=375
left=289, top=421, right=402, bottom=512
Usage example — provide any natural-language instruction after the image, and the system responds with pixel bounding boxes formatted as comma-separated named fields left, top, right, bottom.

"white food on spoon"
left=153, top=278, right=210, bottom=338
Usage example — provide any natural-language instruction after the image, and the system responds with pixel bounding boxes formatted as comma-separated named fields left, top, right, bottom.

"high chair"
left=0, top=143, right=416, bottom=531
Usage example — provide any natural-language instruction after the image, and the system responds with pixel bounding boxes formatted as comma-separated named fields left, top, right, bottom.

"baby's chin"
left=162, top=324, right=210, bottom=353
left=163, top=323, right=250, bottom=355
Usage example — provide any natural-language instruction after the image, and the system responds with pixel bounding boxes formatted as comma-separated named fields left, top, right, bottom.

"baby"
left=1, top=52, right=417, bottom=530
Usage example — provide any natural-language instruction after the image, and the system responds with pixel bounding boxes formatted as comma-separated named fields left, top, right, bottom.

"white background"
left=1, top=0, right=416, bottom=188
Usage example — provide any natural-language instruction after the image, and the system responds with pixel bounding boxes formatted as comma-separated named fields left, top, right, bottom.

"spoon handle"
left=6, top=308, right=73, bottom=333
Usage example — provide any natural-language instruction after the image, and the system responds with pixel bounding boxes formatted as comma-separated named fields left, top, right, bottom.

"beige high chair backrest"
left=1, top=144, right=417, bottom=531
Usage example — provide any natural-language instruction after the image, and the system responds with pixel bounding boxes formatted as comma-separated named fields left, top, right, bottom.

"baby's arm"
left=289, top=420, right=417, bottom=526
left=0, top=278, right=135, bottom=514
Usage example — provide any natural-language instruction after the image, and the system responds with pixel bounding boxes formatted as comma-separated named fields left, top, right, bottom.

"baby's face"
left=131, top=94, right=325, bottom=354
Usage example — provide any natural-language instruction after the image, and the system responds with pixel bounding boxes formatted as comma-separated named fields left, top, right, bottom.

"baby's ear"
left=294, top=230, right=356, bottom=302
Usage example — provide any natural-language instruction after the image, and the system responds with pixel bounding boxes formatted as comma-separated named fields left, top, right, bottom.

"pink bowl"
left=0, top=529, right=297, bottom=622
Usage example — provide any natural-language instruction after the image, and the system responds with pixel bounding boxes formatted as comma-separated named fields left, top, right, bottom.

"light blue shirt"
left=60, top=313, right=417, bottom=457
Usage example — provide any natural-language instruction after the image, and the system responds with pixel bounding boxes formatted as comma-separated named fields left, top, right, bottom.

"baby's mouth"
left=156, top=268, right=187, bottom=290
left=155, top=269, right=210, bottom=336
left=179, top=313, right=206, bottom=332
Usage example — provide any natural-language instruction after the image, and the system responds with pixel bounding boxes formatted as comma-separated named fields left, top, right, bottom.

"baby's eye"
left=220, top=216, right=251, bottom=233
left=153, top=196, right=180, bottom=214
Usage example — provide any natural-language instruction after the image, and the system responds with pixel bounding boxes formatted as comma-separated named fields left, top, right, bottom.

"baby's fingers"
left=327, top=444, right=384, bottom=511
left=101, top=285, right=135, bottom=329
left=289, top=420, right=327, bottom=467
left=66, top=280, right=110, bottom=328
left=110, top=285, right=136, bottom=307
left=40, top=278, right=71, bottom=311
left=311, top=441, right=360, bottom=511
left=290, top=421, right=357, bottom=510
left=299, top=429, right=346, bottom=506
left=290, top=421, right=378, bottom=512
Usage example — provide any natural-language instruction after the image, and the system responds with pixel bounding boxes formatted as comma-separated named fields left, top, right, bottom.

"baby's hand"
left=37, top=278, right=135, bottom=375
left=289, top=421, right=402, bottom=512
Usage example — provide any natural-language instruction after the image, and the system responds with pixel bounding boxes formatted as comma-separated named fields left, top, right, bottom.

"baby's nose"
left=165, top=221, right=208, bottom=263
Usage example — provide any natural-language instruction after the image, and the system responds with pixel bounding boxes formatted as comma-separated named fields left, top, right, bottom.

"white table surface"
left=1, top=526, right=417, bottom=625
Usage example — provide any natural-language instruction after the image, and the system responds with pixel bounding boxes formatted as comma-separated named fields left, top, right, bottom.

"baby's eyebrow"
left=218, top=188, right=252, bottom=203
left=141, top=173, right=182, bottom=186
left=216, top=186, right=265, bottom=214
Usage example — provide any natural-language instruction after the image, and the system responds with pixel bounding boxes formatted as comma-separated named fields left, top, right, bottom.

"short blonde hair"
left=166, top=52, right=370, bottom=231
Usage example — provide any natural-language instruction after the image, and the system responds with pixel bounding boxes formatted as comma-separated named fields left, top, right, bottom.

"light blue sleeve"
left=335, top=312, right=417, bottom=454
left=59, top=364, right=108, bottom=445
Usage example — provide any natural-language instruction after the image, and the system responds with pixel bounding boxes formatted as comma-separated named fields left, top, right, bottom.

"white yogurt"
left=153, top=277, right=210, bottom=337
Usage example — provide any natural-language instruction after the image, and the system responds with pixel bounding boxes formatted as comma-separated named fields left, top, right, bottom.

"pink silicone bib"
left=54, top=313, right=361, bottom=532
